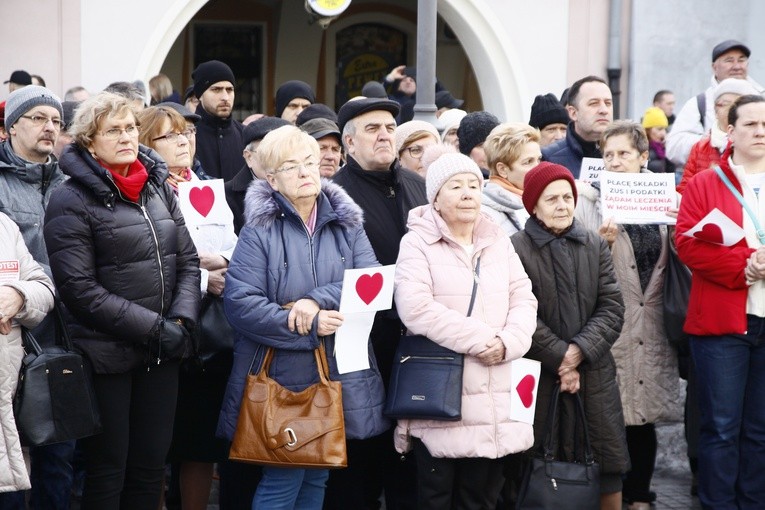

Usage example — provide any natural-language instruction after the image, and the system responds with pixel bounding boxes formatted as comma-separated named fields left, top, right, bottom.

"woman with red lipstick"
left=43, top=92, right=200, bottom=509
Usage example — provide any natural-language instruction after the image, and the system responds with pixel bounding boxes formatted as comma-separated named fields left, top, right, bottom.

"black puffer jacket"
left=511, top=217, right=629, bottom=476
left=44, top=144, right=200, bottom=374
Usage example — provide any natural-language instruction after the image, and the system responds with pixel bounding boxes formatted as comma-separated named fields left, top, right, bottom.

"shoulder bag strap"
left=466, top=257, right=481, bottom=317
left=713, top=166, right=765, bottom=244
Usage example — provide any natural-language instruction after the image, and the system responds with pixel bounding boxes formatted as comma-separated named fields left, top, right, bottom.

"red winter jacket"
left=676, top=135, right=727, bottom=194
left=675, top=146, right=755, bottom=336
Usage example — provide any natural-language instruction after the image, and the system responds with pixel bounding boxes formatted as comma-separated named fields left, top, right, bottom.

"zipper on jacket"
left=140, top=201, right=166, bottom=316
left=399, top=355, right=456, bottom=362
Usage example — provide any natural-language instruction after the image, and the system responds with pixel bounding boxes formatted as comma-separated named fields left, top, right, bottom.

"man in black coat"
left=329, top=97, right=424, bottom=510
left=192, top=60, right=245, bottom=181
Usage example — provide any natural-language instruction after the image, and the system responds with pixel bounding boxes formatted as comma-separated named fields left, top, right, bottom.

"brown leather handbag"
left=229, top=342, right=347, bottom=468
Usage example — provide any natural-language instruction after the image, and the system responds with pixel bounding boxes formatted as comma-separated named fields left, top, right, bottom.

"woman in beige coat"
left=575, top=121, right=682, bottom=510
left=0, top=212, right=55, bottom=494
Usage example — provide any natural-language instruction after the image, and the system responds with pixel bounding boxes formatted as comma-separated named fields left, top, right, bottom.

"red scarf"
left=104, top=160, right=149, bottom=202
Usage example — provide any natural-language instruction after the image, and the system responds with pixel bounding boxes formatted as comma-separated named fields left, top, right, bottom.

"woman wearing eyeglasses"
left=137, top=104, right=238, bottom=509
left=395, top=120, right=440, bottom=177
left=217, top=125, right=388, bottom=509
left=43, top=92, right=201, bottom=509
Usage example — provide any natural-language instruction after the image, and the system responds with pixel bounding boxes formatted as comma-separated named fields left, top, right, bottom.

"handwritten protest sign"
left=600, top=171, right=677, bottom=224
left=578, top=157, right=605, bottom=184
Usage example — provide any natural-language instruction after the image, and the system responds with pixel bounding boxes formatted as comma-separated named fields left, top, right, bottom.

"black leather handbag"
left=663, top=231, right=691, bottom=352
left=195, top=294, right=234, bottom=368
left=384, top=258, right=480, bottom=421
left=13, top=302, right=101, bottom=446
left=516, top=385, right=600, bottom=509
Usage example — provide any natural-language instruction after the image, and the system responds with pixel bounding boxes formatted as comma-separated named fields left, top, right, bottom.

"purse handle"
left=20, top=283, right=74, bottom=355
left=250, top=341, right=333, bottom=386
left=714, top=165, right=765, bottom=245
left=466, top=257, right=481, bottom=317
left=541, top=384, right=596, bottom=466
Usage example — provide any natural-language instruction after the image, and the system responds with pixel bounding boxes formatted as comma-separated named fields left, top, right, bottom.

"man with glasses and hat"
left=0, top=86, right=75, bottom=510
left=668, top=39, right=765, bottom=167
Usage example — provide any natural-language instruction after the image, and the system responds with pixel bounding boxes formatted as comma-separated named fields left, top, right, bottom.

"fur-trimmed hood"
left=243, top=178, right=364, bottom=230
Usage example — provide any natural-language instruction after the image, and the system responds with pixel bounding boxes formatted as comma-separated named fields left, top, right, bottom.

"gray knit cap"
left=5, top=85, right=63, bottom=130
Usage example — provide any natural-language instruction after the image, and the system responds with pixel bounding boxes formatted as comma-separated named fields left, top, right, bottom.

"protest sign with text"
left=600, top=171, right=677, bottom=224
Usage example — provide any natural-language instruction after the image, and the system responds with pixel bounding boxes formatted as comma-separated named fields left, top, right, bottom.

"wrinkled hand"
left=559, top=368, right=581, bottom=394
left=288, top=299, right=320, bottom=336
left=598, top=217, right=618, bottom=246
left=476, top=336, right=506, bottom=366
left=745, top=247, right=765, bottom=284
left=665, top=207, right=679, bottom=220
left=0, top=286, right=24, bottom=335
left=558, top=343, right=583, bottom=376
left=317, top=310, right=344, bottom=336
left=199, top=252, right=228, bottom=271
left=207, top=268, right=227, bottom=296
left=386, top=65, right=407, bottom=82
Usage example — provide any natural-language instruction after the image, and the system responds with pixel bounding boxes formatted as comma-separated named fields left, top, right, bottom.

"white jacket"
left=0, top=213, right=54, bottom=493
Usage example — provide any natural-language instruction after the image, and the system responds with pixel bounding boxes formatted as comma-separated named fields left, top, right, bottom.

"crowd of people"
left=0, top=36, right=763, bottom=510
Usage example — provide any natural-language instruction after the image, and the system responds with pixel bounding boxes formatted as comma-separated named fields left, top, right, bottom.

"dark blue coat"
left=542, top=123, right=588, bottom=179
left=217, top=179, right=389, bottom=440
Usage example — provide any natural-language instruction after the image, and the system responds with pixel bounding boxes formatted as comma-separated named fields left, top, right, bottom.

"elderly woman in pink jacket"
left=394, top=152, right=538, bottom=509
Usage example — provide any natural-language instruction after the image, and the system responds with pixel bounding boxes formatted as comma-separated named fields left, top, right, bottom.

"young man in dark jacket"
left=329, top=97, right=425, bottom=510
left=192, top=60, right=245, bottom=182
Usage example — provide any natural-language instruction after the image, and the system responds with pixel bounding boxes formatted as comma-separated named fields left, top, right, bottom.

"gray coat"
left=511, top=217, right=630, bottom=476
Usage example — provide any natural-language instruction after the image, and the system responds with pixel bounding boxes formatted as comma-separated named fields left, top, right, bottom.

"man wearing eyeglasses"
left=191, top=60, right=245, bottom=182
left=0, top=86, right=75, bottom=510
left=667, top=40, right=765, bottom=167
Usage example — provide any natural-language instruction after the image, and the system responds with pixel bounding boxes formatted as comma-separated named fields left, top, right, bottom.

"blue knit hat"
left=4, top=85, right=63, bottom=130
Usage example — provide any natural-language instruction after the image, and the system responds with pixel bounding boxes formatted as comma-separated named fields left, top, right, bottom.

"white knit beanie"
left=426, top=152, right=484, bottom=204
left=714, top=78, right=760, bottom=102
left=4, top=85, right=63, bottom=129
left=395, top=120, right=440, bottom=154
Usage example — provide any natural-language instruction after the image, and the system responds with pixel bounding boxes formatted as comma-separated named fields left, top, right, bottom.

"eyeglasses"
left=274, top=159, right=319, bottom=175
left=20, top=115, right=63, bottom=129
left=152, top=128, right=196, bottom=143
left=403, top=145, right=425, bottom=159
left=98, top=125, right=140, bottom=140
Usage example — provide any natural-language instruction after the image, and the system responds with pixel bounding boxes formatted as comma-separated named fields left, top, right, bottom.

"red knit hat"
left=522, top=162, right=577, bottom=214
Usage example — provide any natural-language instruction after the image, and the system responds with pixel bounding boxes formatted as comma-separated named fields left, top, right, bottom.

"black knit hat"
left=275, top=80, right=315, bottom=118
left=242, top=116, right=291, bottom=148
left=457, top=111, right=499, bottom=155
left=529, top=93, right=569, bottom=130
left=192, top=60, right=235, bottom=98
left=296, top=103, right=337, bottom=126
left=337, top=97, right=400, bottom=132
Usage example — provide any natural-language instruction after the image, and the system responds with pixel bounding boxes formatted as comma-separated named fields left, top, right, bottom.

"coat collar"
left=405, top=204, right=503, bottom=253
left=243, top=178, right=364, bottom=230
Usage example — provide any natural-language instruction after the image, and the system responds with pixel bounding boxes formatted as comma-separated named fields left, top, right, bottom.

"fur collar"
left=244, top=178, right=364, bottom=230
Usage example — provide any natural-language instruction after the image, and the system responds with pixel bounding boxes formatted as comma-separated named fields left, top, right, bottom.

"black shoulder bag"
left=13, top=295, right=101, bottom=446
left=384, top=257, right=480, bottom=421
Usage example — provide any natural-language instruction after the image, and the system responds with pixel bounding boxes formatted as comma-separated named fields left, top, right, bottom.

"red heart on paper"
left=189, top=186, right=215, bottom=217
left=516, top=374, right=536, bottom=409
left=356, top=273, right=383, bottom=305
left=693, top=223, right=724, bottom=245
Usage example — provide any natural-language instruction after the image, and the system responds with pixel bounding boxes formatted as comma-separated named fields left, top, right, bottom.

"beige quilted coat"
left=0, top=213, right=54, bottom=493
left=576, top=182, right=682, bottom=425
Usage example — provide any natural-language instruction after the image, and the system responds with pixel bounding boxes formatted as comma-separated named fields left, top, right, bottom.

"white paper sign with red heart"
left=509, top=358, right=542, bottom=424
left=177, top=179, right=229, bottom=225
left=682, top=207, right=745, bottom=247
left=339, top=265, right=396, bottom=314
left=334, top=265, right=395, bottom=374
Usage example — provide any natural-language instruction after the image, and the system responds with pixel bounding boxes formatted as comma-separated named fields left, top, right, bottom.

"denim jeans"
left=251, top=467, right=328, bottom=510
left=691, top=315, right=765, bottom=510
left=0, top=441, right=76, bottom=510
